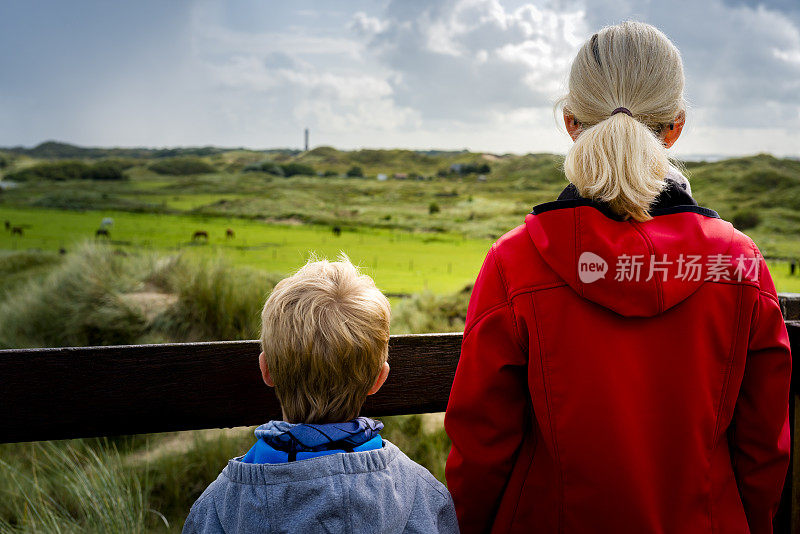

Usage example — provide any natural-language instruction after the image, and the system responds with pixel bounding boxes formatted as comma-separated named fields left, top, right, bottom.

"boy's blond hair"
left=260, top=253, right=391, bottom=424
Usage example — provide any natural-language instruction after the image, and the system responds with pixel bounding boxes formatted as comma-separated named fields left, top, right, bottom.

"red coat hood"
left=525, top=181, right=740, bottom=317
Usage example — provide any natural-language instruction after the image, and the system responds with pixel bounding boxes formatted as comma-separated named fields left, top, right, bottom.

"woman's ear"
left=662, top=109, right=685, bottom=148
left=367, top=362, right=390, bottom=396
left=258, top=351, right=275, bottom=387
left=564, top=110, right=582, bottom=141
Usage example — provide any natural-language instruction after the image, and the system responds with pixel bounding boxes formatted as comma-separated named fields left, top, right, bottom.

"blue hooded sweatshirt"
left=182, top=418, right=459, bottom=533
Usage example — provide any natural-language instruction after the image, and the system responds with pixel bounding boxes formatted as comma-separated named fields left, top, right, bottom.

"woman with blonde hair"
left=445, top=21, right=791, bottom=534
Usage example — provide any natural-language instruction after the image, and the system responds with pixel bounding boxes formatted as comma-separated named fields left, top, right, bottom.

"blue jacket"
left=182, top=438, right=459, bottom=533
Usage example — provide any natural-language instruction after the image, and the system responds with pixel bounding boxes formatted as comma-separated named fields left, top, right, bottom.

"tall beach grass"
left=0, top=245, right=467, bottom=531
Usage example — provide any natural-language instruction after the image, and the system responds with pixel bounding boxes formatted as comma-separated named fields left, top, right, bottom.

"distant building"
left=377, top=173, right=388, bottom=181
left=477, top=174, right=487, bottom=182
left=449, top=163, right=463, bottom=173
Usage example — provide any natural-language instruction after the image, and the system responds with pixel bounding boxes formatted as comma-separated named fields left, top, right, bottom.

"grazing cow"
left=11, top=226, right=23, bottom=236
left=192, top=230, right=209, bottom=241
left=332, top=226, right=342, bottom=237
left=59, top=247, right=67, bottom=255
left=101, top=217, right=114, bottom=228
left=226, top=228, right=235, bottom=239
left=4, top=220, right=9, bottom=230
left=95, top=228, right=110, bottom=239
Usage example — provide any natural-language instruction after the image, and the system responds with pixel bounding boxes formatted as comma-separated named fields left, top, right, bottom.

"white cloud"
left=352, top=0, right=587, bottom=119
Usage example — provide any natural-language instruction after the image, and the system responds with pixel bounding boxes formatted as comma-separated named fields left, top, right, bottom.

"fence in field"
left=0, top=296, right=798, bottom=532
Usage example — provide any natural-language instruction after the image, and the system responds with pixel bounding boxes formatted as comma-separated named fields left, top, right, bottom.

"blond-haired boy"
left=183, top=254, right=459, bottom=534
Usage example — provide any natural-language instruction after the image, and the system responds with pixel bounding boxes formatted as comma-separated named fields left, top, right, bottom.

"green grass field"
left=4, top=203, right=800, bottom=294
left=0, top=206, right=491, bottom=296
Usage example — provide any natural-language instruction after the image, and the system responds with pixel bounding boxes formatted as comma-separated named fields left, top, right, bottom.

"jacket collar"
left=534, top=177, right=718, bottom=221
left=255, top=417, right=383, bottom=453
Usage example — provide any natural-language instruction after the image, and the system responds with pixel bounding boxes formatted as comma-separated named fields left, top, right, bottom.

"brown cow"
left=11, top=226, right=23, bottom=236
left=226, top=228, right=235, bottom=239
left=95, top=228, right=110, bottom=239
left=192, top=230, right=209, bottom=241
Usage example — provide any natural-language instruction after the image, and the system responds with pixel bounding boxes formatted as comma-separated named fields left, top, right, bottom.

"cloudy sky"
left=1, top=0, right=799, bottom=157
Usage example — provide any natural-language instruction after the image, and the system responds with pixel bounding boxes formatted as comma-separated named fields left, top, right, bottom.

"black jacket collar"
left=533, top=179, right=719, bottom=220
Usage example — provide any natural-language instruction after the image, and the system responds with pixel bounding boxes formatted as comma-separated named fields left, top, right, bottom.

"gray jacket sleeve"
left=435, top=491, right=460, bottom=534
left=405, top=468, right=460, bottom=534
left=182, top=491, right=225, bottom=534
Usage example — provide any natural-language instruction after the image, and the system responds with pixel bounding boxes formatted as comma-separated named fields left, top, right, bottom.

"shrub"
left=280, top=162, right=315, bottom=177
left=32, top=191, right=160, bottom=212
left=4, top=160, right=126, bottom=181
left=5, top=160, right=90, bottom=181
left=149, top=157, right=215, bottom=176
left=346, top=166, right=364, bottom=177
left=261, top=162, right=285, bottom=176
left=243, top=161, right=284, bottom=176
left=448, top=162, right=491, bottom=175
left=429, top=202, right=440, bottom=215
left=84, top=161, right=125, bottom=180
left=732, top=210, right=762, bottom=231
left=100, top=158, right=139, bottom=170
left=323, top=170, right=339, bottom=177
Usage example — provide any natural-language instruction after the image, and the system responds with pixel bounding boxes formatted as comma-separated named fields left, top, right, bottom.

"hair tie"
left=611, top=107, right=633, bottom=117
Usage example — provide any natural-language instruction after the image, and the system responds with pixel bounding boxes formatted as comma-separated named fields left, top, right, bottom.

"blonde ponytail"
left=560, top=21, right=685, bottom=221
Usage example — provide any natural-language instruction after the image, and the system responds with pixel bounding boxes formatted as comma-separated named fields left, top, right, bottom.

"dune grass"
left=0, top=440, right=151, bottom=533
left=0, top=244, right=288, bottom=349
left=0, top=243, right=467, bottom=531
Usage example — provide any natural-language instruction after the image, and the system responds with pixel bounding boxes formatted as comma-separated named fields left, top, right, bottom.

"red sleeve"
left=444, top=245, right=529, bottom=534
left=729, top=257, right=792, bottom=534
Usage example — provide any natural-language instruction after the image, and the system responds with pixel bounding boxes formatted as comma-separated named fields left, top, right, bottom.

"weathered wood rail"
left=0, top=301, right=798, bottom=531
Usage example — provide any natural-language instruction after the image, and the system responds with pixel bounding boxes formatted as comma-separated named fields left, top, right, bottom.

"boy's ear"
left=367, top=362, right=390, bottom=396
left=259, top=351, right=275, bottom=387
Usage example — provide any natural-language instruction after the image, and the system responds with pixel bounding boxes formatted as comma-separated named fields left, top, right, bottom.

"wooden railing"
left=0, top=307, right=798, bottom=532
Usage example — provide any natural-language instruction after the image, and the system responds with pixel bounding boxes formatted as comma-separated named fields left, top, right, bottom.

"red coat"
left=444, top=182, right=792, bottom=534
